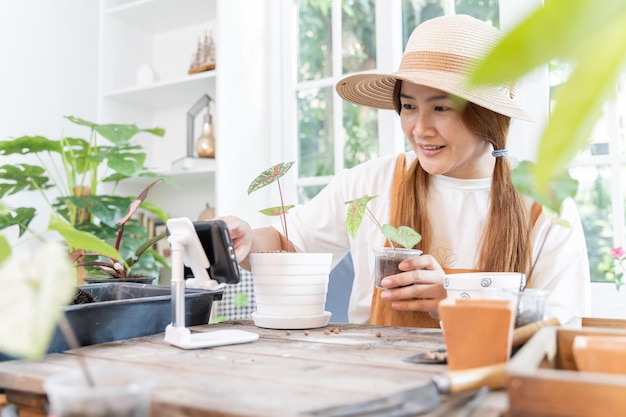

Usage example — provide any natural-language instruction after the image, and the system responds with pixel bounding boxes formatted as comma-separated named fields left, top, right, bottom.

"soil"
left=375, top=257, right=404, bottom=288
left=72, top=288, right=97, bottom=305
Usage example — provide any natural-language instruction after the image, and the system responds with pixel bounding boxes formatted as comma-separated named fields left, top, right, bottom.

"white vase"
left=249, top=252, right=333, bottom=329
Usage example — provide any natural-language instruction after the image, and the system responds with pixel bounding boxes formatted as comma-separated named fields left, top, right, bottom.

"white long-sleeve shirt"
left=276, top=152, right=591, bottom=325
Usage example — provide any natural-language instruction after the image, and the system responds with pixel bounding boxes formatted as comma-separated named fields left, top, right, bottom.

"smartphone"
left=185, top=219, right=241, bottom=285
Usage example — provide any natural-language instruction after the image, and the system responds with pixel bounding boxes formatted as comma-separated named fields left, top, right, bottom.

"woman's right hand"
left=217, top=215, right=253, bottom=264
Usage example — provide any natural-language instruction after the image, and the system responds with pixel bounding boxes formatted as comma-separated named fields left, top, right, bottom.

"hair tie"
left=492, top=149, right=509, bottom=158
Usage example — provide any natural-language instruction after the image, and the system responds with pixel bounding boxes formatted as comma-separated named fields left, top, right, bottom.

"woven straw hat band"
left=399, top=51, right=471, bottom=75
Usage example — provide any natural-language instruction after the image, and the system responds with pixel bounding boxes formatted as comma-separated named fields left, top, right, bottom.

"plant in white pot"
left=246, top=162, right=332, bottom=330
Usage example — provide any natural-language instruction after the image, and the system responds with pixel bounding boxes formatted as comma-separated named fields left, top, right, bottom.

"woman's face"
left=399, top=82, right=493, bottom=179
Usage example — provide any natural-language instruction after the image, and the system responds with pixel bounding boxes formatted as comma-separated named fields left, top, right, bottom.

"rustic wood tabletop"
left=0, top=321, right=508, bottom=416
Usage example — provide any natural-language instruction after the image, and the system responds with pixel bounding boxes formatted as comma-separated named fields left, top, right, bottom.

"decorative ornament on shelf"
left=188, top=31, right=216, bottom=75
left=171, top=94, right=216, bottom=170
left=195, top=101, right=215, bottom=158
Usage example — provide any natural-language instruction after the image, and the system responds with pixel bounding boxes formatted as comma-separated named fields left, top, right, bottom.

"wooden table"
left=0, top=321, right=508, bottom=416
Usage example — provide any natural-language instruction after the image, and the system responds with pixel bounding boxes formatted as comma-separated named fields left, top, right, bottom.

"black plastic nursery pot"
left=0, top=283, right=223, bottom=361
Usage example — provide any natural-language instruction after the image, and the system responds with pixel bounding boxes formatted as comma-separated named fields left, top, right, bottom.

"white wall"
left=0, top=1, right=99, bottom=242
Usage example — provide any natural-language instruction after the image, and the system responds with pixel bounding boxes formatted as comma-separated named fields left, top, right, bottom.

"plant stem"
left=365, top=207, right=396, bottom=249
left=276, top=178, right=290, bottom=249
left=58, top=313, right=95, bottom=387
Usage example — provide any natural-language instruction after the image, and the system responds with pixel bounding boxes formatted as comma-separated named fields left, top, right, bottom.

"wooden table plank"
left=0, top=321, right=507, bottom=417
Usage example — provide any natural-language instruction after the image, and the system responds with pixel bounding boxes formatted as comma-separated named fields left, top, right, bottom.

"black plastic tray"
left=1, top=283, right=223, bottom=360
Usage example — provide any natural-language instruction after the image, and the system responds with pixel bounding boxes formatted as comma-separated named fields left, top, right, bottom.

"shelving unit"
left=98, top=0, right=218, bottom=220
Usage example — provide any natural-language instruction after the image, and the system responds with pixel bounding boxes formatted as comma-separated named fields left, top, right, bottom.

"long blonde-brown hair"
left=391, top=81, right=533, bottom=275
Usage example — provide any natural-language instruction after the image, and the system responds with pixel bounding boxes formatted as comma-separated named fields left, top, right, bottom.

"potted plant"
left=76, top=180, right=168, bottom=284
left=345, top=195, right=422, bottom=288
left=246, top=161, right=332, bottom=329
left=0, top=115, right=170, bottom=282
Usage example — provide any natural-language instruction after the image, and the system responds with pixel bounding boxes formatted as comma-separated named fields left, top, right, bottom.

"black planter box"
left=1, top=283, right=223, bottom=361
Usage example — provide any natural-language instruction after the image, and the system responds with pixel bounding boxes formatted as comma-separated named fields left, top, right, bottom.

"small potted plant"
left=345, top=195, right=422, bottom=288
left=246, top=161, right=332, bottom=329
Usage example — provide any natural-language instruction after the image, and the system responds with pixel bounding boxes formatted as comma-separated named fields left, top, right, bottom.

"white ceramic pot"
left=253, top=283, right=328, bottom=295
left=249, top=252, right=333, bottom=329
left=444, top=272, right=526, bottom=300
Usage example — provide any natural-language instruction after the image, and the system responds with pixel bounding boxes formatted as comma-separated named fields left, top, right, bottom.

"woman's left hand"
left=379, top=253, right=447, bottom=318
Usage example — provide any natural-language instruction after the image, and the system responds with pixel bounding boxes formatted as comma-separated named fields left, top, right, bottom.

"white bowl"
left=256, top=303, right=326, bottom=317
left=444, top=272, right=525, bottom=300
left=253, top=283, right=328, bottom=295
left=255, top=294, right=327, bottom=305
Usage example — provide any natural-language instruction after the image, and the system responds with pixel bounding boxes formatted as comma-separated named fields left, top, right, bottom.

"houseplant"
left=345, top=195, right=422, bottom=288
left=0, top=115, right=170, bottom=281
left=76, top=179, right=168, bottom=283
left=246, top=161, right=332, bottom=329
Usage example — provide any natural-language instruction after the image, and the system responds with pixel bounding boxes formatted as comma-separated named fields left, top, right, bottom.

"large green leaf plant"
left=471, top=0, right=626, bottom=213
left=0, top=116, right=170, bottom=277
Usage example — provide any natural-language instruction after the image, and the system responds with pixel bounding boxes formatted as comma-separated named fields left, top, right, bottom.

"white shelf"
left=103, top=71, right=216, bottom=108
left=105, top=0, right=216, bottom=34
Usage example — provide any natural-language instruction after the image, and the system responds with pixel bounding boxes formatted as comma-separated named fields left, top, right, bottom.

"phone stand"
left=164, top=217, right=259, bottom=349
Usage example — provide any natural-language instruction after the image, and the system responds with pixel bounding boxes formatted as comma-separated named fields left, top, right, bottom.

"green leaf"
left=381, top=224, right=422, bottom=249
left=259, top=205, right=295, bottom=216
left=471, top=0, right=626, bottom=85
left=48, top=214, right=121, bottom=260
left=0, top=241, right=76, bottom=359
left=247, top=161, right=294, bottom=194
left=234, top=292, right=249, bottom=307
left=512, top=161, right=579, bottom=214
left=66, top=116, right=165, bottom=146
left=0, top=135, right=62, bottom=155
left=0, top=164, right=54, bottom=198
left=0, top=207, right=36, bottom=237
left=0, top=236, right=10, bottom=265
left=345, top=195, right=378, bottom=238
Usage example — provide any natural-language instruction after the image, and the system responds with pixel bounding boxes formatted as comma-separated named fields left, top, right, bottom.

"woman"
left=224, top=14, right=591, bottom=326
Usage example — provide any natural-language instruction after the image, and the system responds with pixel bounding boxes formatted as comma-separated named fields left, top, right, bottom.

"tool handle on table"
left=433, top=362, right=507, bottom=394
left=511, top=316, right=560, bottom=348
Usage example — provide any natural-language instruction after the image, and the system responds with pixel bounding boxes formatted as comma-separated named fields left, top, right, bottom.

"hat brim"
left=336, top=71, right=534, bottom=122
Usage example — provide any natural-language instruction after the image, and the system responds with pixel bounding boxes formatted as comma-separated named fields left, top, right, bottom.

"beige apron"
left=369, top=154, right=541, bottom=328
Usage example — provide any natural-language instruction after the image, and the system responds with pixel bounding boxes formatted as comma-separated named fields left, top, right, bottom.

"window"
left=568, top=72, right=626, bottom=282
left=291, top=0, right=502, bottom=203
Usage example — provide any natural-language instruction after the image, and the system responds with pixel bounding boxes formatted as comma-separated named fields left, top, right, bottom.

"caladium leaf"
left=259, top=205, right=295, bottom=216
left=0, top=241, right=76, bottom=359
left=247, top=161, right=294, bottom=195
left=381, top=224, right=422, bottom=249
left=345, top=195, right=378, bottom=238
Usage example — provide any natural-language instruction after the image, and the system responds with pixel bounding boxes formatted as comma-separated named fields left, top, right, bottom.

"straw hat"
left=335, top=15, right=532, bottom=121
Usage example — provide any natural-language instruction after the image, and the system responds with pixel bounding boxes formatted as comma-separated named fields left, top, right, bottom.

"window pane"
left=342, top=0, right=376, bottom=74
left=342, top=101, right=378, bottom=168
left=298, top=0, right=332, bottom=82
left=402, top=0, right=444, bottom=45
left=298, top=185, right=326, bottom=204
left=570, top=165, right=614, bottom=282
left=455, top=0, right=499, bottom=27
left=618, top=73, right=626, bottom=155
left=297, top=87, right=335, bottom=177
